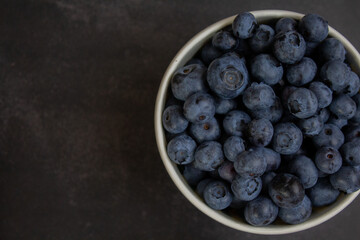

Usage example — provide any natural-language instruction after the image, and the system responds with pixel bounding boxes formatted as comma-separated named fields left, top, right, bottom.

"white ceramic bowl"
left=154, top=10, right=360, bottom=235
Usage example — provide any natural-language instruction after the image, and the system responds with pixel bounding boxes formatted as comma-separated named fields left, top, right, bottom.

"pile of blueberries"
left=162, top=12, right=360, bottom=226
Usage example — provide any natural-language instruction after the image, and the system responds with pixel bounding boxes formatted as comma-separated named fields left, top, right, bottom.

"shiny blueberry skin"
left=273, top=31, right=306, bottom=64
left=341, top=140, right=360, bottom=166
left=275, top=17, right=297, bottom=33
left=200, top=42, right=223, bottom=65
left=286, top=57, right=317, bottom=86
left=234, top=148, right=267, bottom=178
left=203, top=181, right=233, bottom=210
left=249, top=24, right=275, bottom=53
left=171, top=64, right=208, bottom=101
left=329, top=94, right=357, bottom=120
left=298, top=115, right=324, bottom=137
left=243, top=82, right=276, bottom=110
left=183, top=165, right=206, bottom=187
left=190, top=117, right=220, bottom=143
left=193, top=141, right=224, bottom=171
left=231, top=175, right=262, bottom=201
left=251, top=54, right=283, bottom=85
left=218, top=161, right=237, bottom=182
left=288, top=155, right=318, bottom=189
left=299, top=13, right=328, bottom=42
left=315, top=147, right=342, bottom=174
left=167, top=134, right=197, bottom=165
left=232, top=12, right=257, bottom=39
left=319, top=108, right=331, bottom=123
left=257, top=148, right=281, bottom=172
left=318, top=38, right=346, bottom=62
left=244, top=196, right=279, bottom=226
left=223, top=110, right=251, bottom=137
left=330, top=166, right=360, bottom=193
left=307, top=177, right=340, bottom=207
left=344, top=124, right=360, bottom=142
left=223, top=136, right=246, bottom=162
left=251, top=97, right=284, bottom=124
left=269, top=173, right=305, bottom=208
left=272, top=123, right=303, bottom=155
left=247, top=119, right=274, bottom=147
left=279, top=195, right=312, bottom=224
left=214, top=96, right=237, bottom=115
left=196, top=178, right=213, bottom=197
left=328, top=115, right=348, bottom=129
left=313, top=124, right=344, bottom=149
left=207, top=53, right=249, bottom=99
left=320, top=60, right=350, bottom=93
left=183, top=92, right=216, bottom=123
left=262, top=172, right=277, bottom=193
left=344, top=71, right=360, bottom=97
left=309, top=81, right=333, bottom=108
left=287, top=88, right=318, bottom=119
left=351, top=94, right=360, bottom=123
left=212, top=31, right=238, bottom=51
left=162, top=105, right=189, bottom=134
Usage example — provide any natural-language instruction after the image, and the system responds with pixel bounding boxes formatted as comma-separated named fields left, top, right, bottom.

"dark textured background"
left=0, top=0, right=359, bottom=239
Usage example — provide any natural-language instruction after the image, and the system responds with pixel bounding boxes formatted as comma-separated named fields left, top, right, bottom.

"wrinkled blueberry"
left=273, top=31, right=306, bottom=64
left=249, top=24, right=275, bottom=53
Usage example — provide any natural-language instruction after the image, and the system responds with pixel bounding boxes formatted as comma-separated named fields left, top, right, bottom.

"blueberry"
left=167, top=134, right=197, bottom=165
left=269, top=173, right=305, bottom=208
left=344, top=124, right=360, bottom=142
left=183, top=92, right=216, bottom=123
left=223, top=110, right=251, bottom=137
left=315, top=147, right=342, bottom=174
left=232, top=12, right=257, bottom=39
left=251, top=54, right=283, bottom=85
left=288, top=155, right=318, bottom=189
left=329, top=94, right=357, bottom=120
left=183, top=165, right=206, bottom=187
left=200, top=42, right=223, bottom=65
left=203, top=181, right=233, bottom=210
left=234, top=148, right=267, bottom=178
left=193, top=141, right=224, bottom=171
left=330, top=166, right=360, bottom=193
left=256, top=147, right=281, bottom=172
left=207, top=53, right=249, bottom=99
left=287, top=88, right=318, bottom=119
left=307, top=177, right=340, bottom=207
left=244, top=196, right=279, bottom=226
left=286, top=57, right=317, bottom=86
left=247, top=119, right=274, bottom=147
left=251, top=97, right=284, bottom=123
left=279, top=195, right=312, bottom=224
left=318, top=38, right=346, bottom=62
left=297, top=115, right=324, bottom=137
left=340, top=140, right=360, bottom=166
left=305, top=41, right=320, bottom=56
left=196, top=178, right=213, bottom=197
left=344, top=71, right=360, bottom=97
left=299, top=13, right=328, bottom=42
left=275, top=17, right=297, bottom=33
left=218, top=161, right=237, bottom=182
left=171, top=64, right=208, bottom=101
left=272, top=123, right=303, bottom=155
left=281, top=86, right=298, bottom=108
left=212, top=31, right=238, bottom=51
left=320, top=60, right=350, bottom=93
left=231, top=175, right=262, bottom=201
left=319, top=108, right=331, bottom=123
left=249, top=24, right=275, bottom=53
left=328, top=115, right=348, bottom=129
left=262, top=172, right=277, bottom=193
left=273, top=31, right=306, bottom=64
left=214, top=96, right=237, bottom=115
left=243, top=82, right=276, bottom=110
left=351, top=94, right=360, bottom=123
left=313, top=124, right=344, bottom=149
left=309, top=81, right=333, bottom=108
left=190, top=117, right=221, bottom=143
left=223, top=136, right=246, bottom=162
left=162, top=105, right=189, bottom=134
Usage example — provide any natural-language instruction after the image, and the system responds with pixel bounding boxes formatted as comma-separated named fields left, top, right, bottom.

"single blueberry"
left=288, top=155, right=318, bottom=189
left=272, top=123, right=303, bottom=155
left=344, top=71, right=360, bottom=97
left=315, top=147, right=342, bottom=174
left=287, top=88, right=318, bottom=119
left=171, top=64, right=208, bottom=101
left=320, top=60, right=350, bottom=93
left=162, top=105, right=189, bottom=134
left=273, top=31, right=306, bottom=64
left=251, top=97, right=284, bottom=124
left=279, top=196, right=312, bottom=224
left=183, top=92, right=216, bottom=123
left=243, top=82, right=276, bottom=110
left=298, top=115, right=324, bottom=137
left=223, top=136, right=246, bottom=162
left=167, top=134, right=197, bottom=165
left=212, top=31, right=238, bottom=51
left=203, top=181, right=233, bottom=210
left=318, top=38, right=346, bottom=62
left=193, top=141, right=224, bottom=171
left=183, top=165, right=206, bottom=187
left=255, top=148, right=281, bottom=172
left=328, top=115, right=348, bottom=129
left=309, top=81, right=333, bottom=108
left=299, top=13, right=328, bottom=42
left=307, top=177, right=340, bottom=207
left=249, top=24, right=275, bottom=53
left=200, top=42, right=223, bottom=65
left=275, top=17, right=297, bottom=33
left=351, top=94, right=360, bottom=123
left=286, top=57, right=317, bottom=86
left=244, top=196, right=279, bottom=226
left=223, top=110, right=251, bottom=137
left=262, top=172, right=277, bottom=193
left=319, top=108, right=331, bottom=123
left=247, top=118, right=274, bottom=147
left=190, top=117, right=221, bottom=143
left=251, top=54, right=283, bottom=85
left=329, top=94, right=356, bottom=120
left=330, top=166, right=360, bottom=193
left=231, top=175, right=262, bottom=201
left=341, top=140, right=360, bottom=166
left=214, top=96, right=237, bottom=115
left=234, top=148, right=267, bottom=178
left=313, top=124, right=344, bottom=149
left=196, top=178, right=213, bottom=197
left=218, top=161, right=237, bottom=182
left=232, top=12, right=257, bottom=39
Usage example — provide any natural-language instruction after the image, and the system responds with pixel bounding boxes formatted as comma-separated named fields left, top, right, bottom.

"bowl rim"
left=154, top=9, right=360, bottom=235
